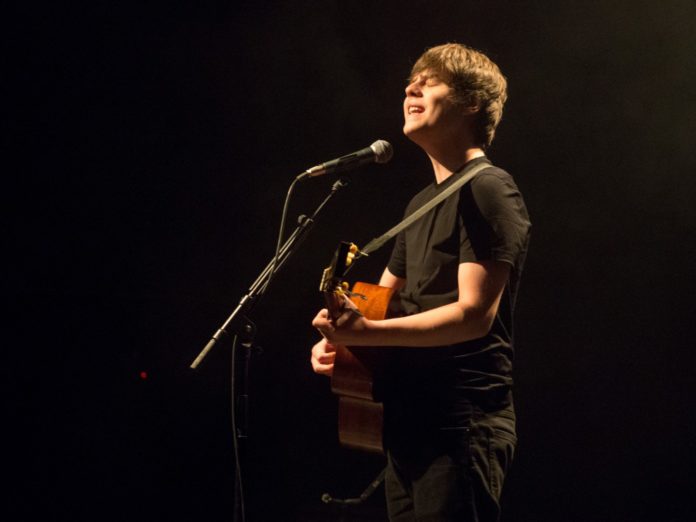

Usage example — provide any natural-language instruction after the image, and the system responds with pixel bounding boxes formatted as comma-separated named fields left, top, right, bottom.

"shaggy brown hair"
left=410, top=43, right=508, bottom=149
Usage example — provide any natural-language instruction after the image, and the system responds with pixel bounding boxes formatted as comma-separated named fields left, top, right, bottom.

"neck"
left=427, top=146, right=485, bottom=184
left=406, top=122, right=486, bottom=183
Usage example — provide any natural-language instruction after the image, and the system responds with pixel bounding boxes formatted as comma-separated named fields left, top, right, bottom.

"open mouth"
left=408, top=105, right=425, bottom=114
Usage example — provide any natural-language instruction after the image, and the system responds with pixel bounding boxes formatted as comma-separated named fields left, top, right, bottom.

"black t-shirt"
left=383, top=156, right=531, bottom=433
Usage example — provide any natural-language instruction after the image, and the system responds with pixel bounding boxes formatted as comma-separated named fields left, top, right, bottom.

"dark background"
left=11, top=1, right=696, bottom=521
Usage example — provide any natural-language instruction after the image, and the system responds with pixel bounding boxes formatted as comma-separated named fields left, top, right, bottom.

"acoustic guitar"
left=319, top=242, right=395, bottom=453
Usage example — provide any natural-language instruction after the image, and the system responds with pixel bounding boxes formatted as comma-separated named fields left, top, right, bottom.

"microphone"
left=297, top=140, right=393, bottom=181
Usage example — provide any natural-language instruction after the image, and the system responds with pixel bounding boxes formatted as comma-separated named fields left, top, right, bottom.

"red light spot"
left=139, top=371, right=148, bottom=380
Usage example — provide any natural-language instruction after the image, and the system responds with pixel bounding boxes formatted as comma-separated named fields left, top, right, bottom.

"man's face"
left=403, top=70, right=463, bottom=143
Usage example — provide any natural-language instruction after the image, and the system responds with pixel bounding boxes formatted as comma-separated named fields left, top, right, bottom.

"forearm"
left=346, top=301, right=494, bottom=347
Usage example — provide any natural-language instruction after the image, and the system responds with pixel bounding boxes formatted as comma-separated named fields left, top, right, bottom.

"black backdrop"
left=11, top=1, right=696, bottom=521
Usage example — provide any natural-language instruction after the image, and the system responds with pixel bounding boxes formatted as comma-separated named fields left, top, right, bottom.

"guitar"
left=319, top=242, right=396, bottom=453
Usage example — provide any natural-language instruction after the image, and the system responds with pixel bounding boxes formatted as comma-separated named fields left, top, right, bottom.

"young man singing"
left=311, top=43, right=531, bottom=522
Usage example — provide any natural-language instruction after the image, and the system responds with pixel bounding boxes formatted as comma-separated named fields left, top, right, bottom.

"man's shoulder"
left=469, top=164, right=523, bottom=200
left=472, top=163, right=514, bottom=186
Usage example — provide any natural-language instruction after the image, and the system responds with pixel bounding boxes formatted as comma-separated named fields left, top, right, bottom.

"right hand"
left=311, top=338, right=339, bottom=376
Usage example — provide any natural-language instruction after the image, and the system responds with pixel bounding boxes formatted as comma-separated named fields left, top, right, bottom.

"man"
left=311, top=43, right=531, bottom=521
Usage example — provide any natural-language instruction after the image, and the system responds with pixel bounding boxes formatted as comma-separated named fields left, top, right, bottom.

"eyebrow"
left=408, top=71, right=441, bottom=84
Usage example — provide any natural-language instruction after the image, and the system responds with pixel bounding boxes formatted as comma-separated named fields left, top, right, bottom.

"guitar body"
left=330, top=281, right=395, bottom=454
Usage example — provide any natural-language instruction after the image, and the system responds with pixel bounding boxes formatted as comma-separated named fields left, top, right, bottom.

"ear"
left=460, top=95, right=481, bottom=116
left=462, top=104, right=480, bottom=116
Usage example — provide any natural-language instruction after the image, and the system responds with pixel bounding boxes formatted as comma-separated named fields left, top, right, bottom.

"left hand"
left=312, top=298, right=370, bottom=345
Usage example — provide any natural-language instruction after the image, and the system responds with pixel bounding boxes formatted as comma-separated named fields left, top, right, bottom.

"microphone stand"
left=190, top=177, right=351, bottom=521
left=190, top=177, right=349, bottom=370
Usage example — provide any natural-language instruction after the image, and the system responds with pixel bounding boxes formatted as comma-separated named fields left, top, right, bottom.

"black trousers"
left=384, top=406, right=516, bottom=522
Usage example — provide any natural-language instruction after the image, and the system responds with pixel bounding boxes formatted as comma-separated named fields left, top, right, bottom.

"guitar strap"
left=360, top=159, right=493, bottom=256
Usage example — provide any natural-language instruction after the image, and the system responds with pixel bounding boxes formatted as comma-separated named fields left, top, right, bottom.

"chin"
left=403, top=123, right=420, bottom=137
left=403, top=124, right=426, bottom=143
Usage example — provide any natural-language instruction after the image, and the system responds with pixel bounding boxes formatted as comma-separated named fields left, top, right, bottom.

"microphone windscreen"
left=370, top=140, right=393, bottom=164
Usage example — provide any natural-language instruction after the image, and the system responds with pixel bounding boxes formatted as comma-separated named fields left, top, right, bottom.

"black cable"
left=321, top=466, right=386, bottom=506
left=230, top=334, right=246, bottom=522
left=263, top=176, right=300, bottom=295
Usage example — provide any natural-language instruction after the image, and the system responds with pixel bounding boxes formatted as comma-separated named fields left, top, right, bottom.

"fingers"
left=313, top=308, right=337, bottom=343
left=312, top=308, right=331, bottom=328
left=311, top=338, right=337, bottom=376
left=312, top=359, right=334, bottom=376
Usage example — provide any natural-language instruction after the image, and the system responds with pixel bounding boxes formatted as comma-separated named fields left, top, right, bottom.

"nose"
left=405, top=79, right=422, bottom=97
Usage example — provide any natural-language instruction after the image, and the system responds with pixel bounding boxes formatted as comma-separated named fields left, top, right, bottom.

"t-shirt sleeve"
left=460, top=170, right=531, bottom=269
left=387, top=228, right=407, bottom=279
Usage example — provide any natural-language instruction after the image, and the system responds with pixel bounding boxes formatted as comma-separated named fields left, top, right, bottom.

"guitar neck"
left=323, top=290, right=344, bottom=322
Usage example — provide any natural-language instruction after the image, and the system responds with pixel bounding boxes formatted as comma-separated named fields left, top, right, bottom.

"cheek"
left=434, top=100, right=461, bottom=122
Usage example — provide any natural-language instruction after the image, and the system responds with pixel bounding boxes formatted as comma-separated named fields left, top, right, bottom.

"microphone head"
left=370, top=140, right=393, bottom=164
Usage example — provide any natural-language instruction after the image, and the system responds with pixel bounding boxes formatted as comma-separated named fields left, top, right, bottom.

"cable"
left=321, top=467, right=386, bottom=506
left=230, top=334, right=246, bottom=522
left=264, top=176, right=300, bottom=295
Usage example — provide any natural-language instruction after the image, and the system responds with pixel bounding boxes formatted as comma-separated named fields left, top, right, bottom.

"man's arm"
left=312, top=259, right=509, bottom=348
left=378, top=266, right=406, bottom=290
